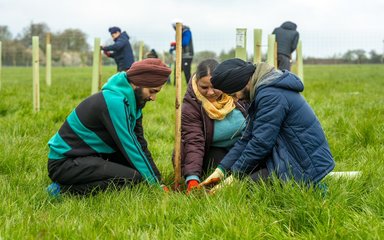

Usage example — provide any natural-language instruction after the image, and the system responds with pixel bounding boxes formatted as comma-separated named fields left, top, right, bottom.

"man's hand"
left=186, top=179, right=199, bottom=194
left=170, top=41, right=176, bottom=47
left=103, top=50, right=111, bottom=57
left=199, top=167, right=225, bottom=189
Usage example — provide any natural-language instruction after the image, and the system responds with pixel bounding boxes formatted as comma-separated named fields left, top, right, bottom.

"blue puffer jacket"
left=103, top=31, right=134, bottom=71
left=220, top=71, right=335, bottom=184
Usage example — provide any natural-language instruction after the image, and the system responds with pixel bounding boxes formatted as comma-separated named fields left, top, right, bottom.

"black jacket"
left=272, top=21, right=299, bottom=57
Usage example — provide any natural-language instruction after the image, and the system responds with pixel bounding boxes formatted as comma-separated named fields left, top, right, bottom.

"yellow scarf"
left=192, top=75, right=235, bottom=120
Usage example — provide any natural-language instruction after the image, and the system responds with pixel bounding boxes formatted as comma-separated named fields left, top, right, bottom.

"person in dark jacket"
left=101, top=26, right=135, bottom=71
left=170, top=20, right=194, bottom=83
left=47, top=59, right=171, bottom=196
left=146, top=49, right=159, bottom=59
left=200, top=58, right=335, bottom=191
left=272, top=21, right=299, bottom=71
left=181, top=59, right=248, bottom=193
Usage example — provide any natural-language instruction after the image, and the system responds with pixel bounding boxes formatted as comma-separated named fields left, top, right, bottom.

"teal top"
left=212, top=109, right=245, bottom=149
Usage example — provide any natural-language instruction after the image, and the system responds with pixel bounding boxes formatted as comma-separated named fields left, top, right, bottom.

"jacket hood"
left=102, top=71, right=142, bottom=118
left=259, top=71, right=303, bottom=93
left=102, top=72, right=136, bottom=104
left=117, top=31, right=130, bottom=41
left=281, top=21, right=297, bottom=30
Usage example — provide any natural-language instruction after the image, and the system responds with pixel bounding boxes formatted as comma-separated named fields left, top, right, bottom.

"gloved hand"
left=103, top=50, right=111, bottom=57
left=209, top=175, right=235, bottom=195
left=186, top=179, right=199, bottom=194
left=160, top=184, right=170, bottom=192
left=199, top=167, right=225, bottom=189
left=170, top=41, right=176, bottom=47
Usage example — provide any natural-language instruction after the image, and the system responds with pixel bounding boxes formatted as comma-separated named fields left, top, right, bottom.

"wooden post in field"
left=235, top=28, right=247, bottom=60
left=46, top=33, right=52, bottom=87
left=91, top=38, right=101, bottom=94
left=32, top=36, right=40, bottom=112
left=274, top=41, right=278, bottom=68
left=0, top=41, right=2, bottom=91
left=267, top=34, right=276, bottom=67
left=296, top=39, right=304, bottom=82
left=174, top=22, right=183, bottom=189
left=139, top=41, right=144, bottom=61
left=98, top=46, right=103, bottom=89
left=253, top=29, right=262, bottom=64
left=162, top=51, right=166, bottom=63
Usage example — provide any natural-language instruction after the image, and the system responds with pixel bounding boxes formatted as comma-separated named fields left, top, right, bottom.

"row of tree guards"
left=0, top=29, right=304, bottom=106
left=235, top=28, right=304, bottom=80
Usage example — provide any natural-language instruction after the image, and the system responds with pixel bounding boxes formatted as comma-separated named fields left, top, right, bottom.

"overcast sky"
left=1, top=0, right=383, bottom=57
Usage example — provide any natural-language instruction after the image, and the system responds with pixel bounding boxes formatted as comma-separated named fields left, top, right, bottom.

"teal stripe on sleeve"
left=66, top=110, right=115, bottom=154
left=48, top=133, right=72, bottom=159
left=103, top=90, right=158, bottom=184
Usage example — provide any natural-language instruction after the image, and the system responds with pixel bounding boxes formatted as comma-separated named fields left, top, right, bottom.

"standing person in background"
left=146, top=49, right=172, bottom=84
left=169, top=19, right=194, bottom=83
left=272, top=21, right=299, bottom=71
left=180, top=59, right=248, bottom=194
left=47, top=59, right=171, bottom=196
left=101, top=26, right=135, bottom=72
left=146, top=49, right=159, bottom=59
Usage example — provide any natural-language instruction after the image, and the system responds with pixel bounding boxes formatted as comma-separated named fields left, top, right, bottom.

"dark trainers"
left=47, top=182, right=61, bottom=197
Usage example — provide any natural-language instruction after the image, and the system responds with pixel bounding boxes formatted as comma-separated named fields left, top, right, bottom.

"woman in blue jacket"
left=200, top=58, right=335, bottom=188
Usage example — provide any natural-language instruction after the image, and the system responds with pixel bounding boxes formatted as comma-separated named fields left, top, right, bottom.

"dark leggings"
left=277, top=54, right=291, bottom=71
left=182, top=58, right=193, bottom=83
left=48, top=155, right=142, bottom=195
left=202, top=147, right=228, bottom=176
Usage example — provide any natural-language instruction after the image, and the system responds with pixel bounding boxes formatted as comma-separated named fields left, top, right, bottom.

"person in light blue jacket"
left=200, top=58, right=335, bottom=188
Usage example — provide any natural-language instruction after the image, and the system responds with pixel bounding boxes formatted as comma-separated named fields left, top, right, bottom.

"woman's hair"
left=195, top=59, right=219, bottom=80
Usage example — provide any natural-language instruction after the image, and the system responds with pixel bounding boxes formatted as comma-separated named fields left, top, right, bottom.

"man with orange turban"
left=47, top=59, right=171, bottom=196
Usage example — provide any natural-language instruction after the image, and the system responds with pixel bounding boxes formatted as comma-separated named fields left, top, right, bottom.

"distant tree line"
left=1, top=23, right=383, bottom=66
left=0, top=23, right=92, bottom=66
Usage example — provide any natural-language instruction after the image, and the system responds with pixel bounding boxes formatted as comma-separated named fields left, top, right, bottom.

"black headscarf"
left=211, top=58, right=256, bottom=94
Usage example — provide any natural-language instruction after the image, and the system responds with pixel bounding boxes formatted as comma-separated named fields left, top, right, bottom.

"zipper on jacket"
left=123, top=101, right=158, bottom=183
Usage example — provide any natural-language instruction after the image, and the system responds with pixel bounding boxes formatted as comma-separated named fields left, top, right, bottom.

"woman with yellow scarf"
left=181, top=59, right=248, bottom=193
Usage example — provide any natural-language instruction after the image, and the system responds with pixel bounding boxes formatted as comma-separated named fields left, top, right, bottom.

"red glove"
left=170, top=41, right=176, bottom=47
left=103, top=50, right=111, bottom=57
left=161, top=184, right=170, bottom=192
left=186, top=180, right=199, bottom=194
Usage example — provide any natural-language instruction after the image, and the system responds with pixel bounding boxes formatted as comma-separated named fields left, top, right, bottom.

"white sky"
left=1, top=0, right=383, bottom=57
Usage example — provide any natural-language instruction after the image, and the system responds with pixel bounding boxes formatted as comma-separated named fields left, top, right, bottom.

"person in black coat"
left=272, top=21, right=299, bottom=71
left=101, top=26, right=135, bottom=71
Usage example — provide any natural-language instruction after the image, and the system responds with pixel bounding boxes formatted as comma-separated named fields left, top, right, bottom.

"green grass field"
left=0, top=65, right=383, bottom=239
